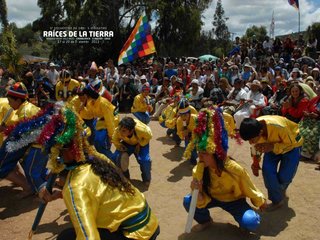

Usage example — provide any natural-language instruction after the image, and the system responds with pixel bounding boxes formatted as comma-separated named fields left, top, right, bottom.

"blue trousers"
left=183, top=194, right=261, bottom=231
left=94, top=129, right=114, bottom=160
left=84, top=118, right=97, bottom=144
left=0, top=144, right=48, bottom=192
left=262, top=147, right=300, bottom=204
left=22, top=147, right=48, bottom=192
left=133, top=112, right=150, bottom=125
left=185, top=137, right=197, bottom=165
left=113, top=143, right=151, bottom=182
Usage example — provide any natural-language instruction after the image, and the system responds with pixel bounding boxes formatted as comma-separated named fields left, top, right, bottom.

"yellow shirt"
left=6, top=101, right=40, bottom=126
left=0, top=98, right=14, bottom=146
left=256, top=115, right=303, bottom=155
left=63, top=163, right=159, bottom=240
left=69, top=96, right=94, bottom=120
left=160, top=104, right=197, bottom=129
left=55, top=79, right=80, bottom=102
left=112, top=119, right=152, bottom=149
left=194, top=157, right=265, bottom=208
left=176, top=114, right=197, bottom=140
left=85, top=97, right=116, bottom=137
left=131, top=93, right=152, bottom=113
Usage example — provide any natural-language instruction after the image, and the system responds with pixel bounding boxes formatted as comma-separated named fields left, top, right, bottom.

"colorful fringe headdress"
left=4, top=101, right=103, bottom=173
left=184, top=107, right=239, bottom=161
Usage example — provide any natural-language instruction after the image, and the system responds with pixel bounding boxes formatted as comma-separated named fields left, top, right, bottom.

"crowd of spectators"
left=0, top=34, right=319, bottom=161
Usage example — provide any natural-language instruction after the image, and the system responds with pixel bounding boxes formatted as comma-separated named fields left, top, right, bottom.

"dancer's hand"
left=134, top=144, right=141, bottom=155
left=251, top=163, right=261, bottom=177
left=190, top=179, right=203, bottom=192
left=118, top=144, right=127, bottom=152
left=259, top=200, right=268, bottom=211
left=38, top=187, right=62, bottom=203
left=255, top=143, right=274, bottom=153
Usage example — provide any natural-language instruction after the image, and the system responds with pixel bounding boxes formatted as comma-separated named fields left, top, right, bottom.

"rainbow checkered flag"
left=118, top=15, right=156, bottom=65
left=288, top=0, right=299, bottom=10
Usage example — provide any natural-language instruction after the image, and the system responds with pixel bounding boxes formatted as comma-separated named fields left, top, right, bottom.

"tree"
left=0, top=0, right=8, bottom=28
left=153, top=0, right=212, bottom=56
left=243, top=25, right=267, bottom=43
left=306, top=22, right=320, bottom=50
left=34, top=0, right=64, bottom=31
left=0, top=27, right=23, bottom=77
left=34, top=0, right=149, bottom=63
left=212, top=0, right=230, bottom=42
left=33, top=0, right=213, bottom=62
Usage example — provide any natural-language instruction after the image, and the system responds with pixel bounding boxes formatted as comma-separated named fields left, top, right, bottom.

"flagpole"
left=298, top=10, right=300, bottom=33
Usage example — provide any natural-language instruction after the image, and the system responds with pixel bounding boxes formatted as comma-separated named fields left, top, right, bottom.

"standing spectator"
left=46, top=63, right=59, bottom=86
left=119, top=75, right=137, bottom=113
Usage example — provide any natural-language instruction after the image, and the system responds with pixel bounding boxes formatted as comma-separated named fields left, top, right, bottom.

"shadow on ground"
left=0, top=185, right=39, bottom=219
left=167, top=160, right=193, bottom=182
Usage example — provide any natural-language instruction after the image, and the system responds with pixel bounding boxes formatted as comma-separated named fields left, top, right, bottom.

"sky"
left=6, top=0, right=320, bottom=38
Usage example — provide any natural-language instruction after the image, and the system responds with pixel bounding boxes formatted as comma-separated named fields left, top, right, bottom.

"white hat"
left=49, top=62, right=55, bottom=67
left=191, top=79, right=199, bottom=85
left=140, top=75, right=147, bottom=80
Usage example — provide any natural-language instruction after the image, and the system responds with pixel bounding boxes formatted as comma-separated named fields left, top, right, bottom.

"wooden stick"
left=28, top=174, right=57, bottom=239
left=1, top=108, right=13, bottom=126
left=185, top=162, right=204, bottom=233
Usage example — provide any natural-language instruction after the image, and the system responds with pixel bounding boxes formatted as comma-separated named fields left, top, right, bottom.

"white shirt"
left=46, top=69, right=59, bottom=85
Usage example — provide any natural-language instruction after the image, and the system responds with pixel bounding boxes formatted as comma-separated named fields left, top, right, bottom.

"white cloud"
left=202, top=0, right=320, bottom=37
left=7, top=0, right=40, bottom=27
left=5, top=0, right=320, bottom=38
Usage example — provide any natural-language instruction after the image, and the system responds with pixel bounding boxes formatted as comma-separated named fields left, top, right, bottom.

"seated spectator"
left=258, top=66, right=272, bottom=84
left=289, top=68, right=303, bottom=82
left=311, top=68, right=320, bottom=83
left=220, top=78, right=247, bottom=115
left=218, top=77, right=232, bottom=98
left=282, top=83, right=309, bottom=123
left=149, top=77, right=159, bottom=100
left=234, top=80, right=266, bottom=129
left=262, top=80, right=288, bottom=115
left=170, top=76, right=184, bottom=96
left=229, top=65, right=240, bottom=86
left=304, top=76, right=317, bottom=92
left=201, top=80, right=225, bottom=107
left=187, top=79, right=204, bottom=110
left=105, top=78, right=119, bottom=107
left=241, top=64, right=252, bottom=82
left=152, top=77, right=173, bottom=119
left=299, top=94, right=320, bottom=161
left=261, top=79, right=274, bottom=100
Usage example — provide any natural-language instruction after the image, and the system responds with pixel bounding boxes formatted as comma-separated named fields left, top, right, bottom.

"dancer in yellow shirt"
left=0, top=83, right=48, bottom=197
left=80, top=79, right=116, bottom=160
left=183, top=108, right=266, bottom=232
left=7, top=103, right=160, bottom=240
left=131, top=83, right=153, bottom=124
left=55, top=70, right=80, bottom=102
left=112, top=117, right=153, bottom=187
left=240, top=116, right=303, bottom=211
left=176, top=100, right=198, bottom=165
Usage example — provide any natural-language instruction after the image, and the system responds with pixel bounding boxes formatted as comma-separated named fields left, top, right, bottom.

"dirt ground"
left=1, top=115, right=320, bottom=240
